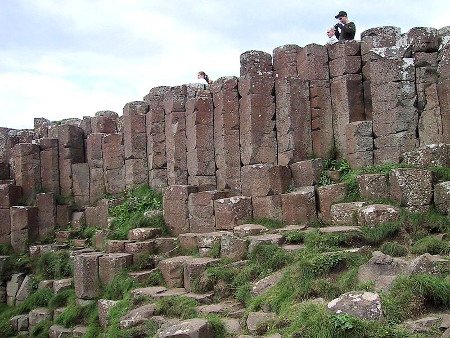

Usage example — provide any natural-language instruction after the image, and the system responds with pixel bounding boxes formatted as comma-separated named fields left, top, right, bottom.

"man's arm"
left=340, top=22, right=356, bottom=34
left=334, top=25, right=340, bottom=39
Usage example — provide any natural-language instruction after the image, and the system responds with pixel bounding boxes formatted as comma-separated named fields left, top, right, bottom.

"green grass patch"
left=250, top=218, right=285, bottom=229
left=105, top=297, right=133, bottom=338
left=205, top=314, right=226, bottom=338
left=33, top=250, right=73, bottom=281
left=155, top=296, right=198, bottom=319
left=360, top=221, right=401, bottom=245
left=411, top=236, right=450, bottom=255
left=430, top=165, right=450, bottom=182
left=380, top=242, right=408, bottom=257
left=108, top=185, right=167, bottom=240
left=102, top=272, right=138, bottom=300
left=29, top=319, right=52, bottom=338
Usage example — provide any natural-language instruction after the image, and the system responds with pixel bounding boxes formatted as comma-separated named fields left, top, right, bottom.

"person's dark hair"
left=198, top=71, right=212, bottom=85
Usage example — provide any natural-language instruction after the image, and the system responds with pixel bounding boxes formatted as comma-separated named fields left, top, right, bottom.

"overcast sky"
left=1, top=0, right=449, bottom=130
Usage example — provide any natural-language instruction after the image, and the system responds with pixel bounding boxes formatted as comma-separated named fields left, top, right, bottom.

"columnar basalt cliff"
left=0, top=26, right=449, bottom=250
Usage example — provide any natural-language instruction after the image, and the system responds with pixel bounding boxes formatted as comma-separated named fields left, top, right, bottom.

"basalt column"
left=239, top=51, right=277, bottom=165
left=124, top=101, right=150, bottom=188
left=102, top=133, right=125, bottom=195
left=38, top=138, right=60, bottom=195
left=164, top=85, right=189, bottom=185
left=362, top=27, right=418, bottom=164
left=144, top=86, right=171, bottom=190
left=328, top=41, right=365, bottom=157
left=297, top=44, right=334, bottom=159
left=12, top=143, right=41, bottom=203
left=408, top=28, right=443, bottom=145
left=186, top=85, right=215, bottom=190
left=437, top=28, right=450, bottom=144
left=48, top=125, right=85, bottom=197
left=86, top=133, right=105, bottom=204
left=273, top=44, right=312, bottom=165
left=212, top=76, right=241, bottom=194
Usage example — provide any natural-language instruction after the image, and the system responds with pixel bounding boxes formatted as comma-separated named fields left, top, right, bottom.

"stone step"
left=128, top=269, right=158, bottom=284
left=128, top=227, right=162, bottom=241
left=318, top=226, right=361, bottom=234
left=197, top=300, right=244, bottom=319
left=233, top=224, right=268, bottom=237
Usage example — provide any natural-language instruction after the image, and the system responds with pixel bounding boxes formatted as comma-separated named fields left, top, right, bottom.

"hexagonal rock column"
left=298, top=44, right=334, bottom=158
left=158, top=318, right=214, bottom=338
left=389, top=168, right=433, bottom=212
left=252, top=195, right=283, bottom=221
left=357, top=204, right=400, bottom=227
left=281, top=186, right=316, bottom=225
left=184, top=257, right=219, bottom=292
left=434, top=181, right=450, bottom=214
left=437, top=40, right=450, bottom=144
left=158, top=256, right=192, bottom=288
left=72, top=163, right=90, bottom=208
left=98, top=299, right=119, bottom=328
left=165, top=85, right=189, bottom=185
left=74, top=252, right=103, bottom=299
left=357, top=174, right=388, bottom=201
left=0, top=183, right=22, bottom=245
left=214, top=196, right=253, bottom=230
left=98, top=253, right=133, bottom=285
left=273, top=44, right=301, bottom=79
left=102, top=133, right=125, bottom=196
left=185, top=87, right=215, bottom=189
left=212, top=77, right=241, bottom=194
left=241, top=164, right=292, bottom=197
left=188, top=190, right=229, bottom=233
left=275, top=76, right=312, bottom=165
left=38, top=138, right=60, bottom=195
left=345, top=121, right=374, bottom=168
left=290, top=159, right=323, bottom=188
left=163, top=185, right=198, bottom=235
left=123, top=101, right=149, bottom=188
left=144, top=86, right=171, bottom=191
left=10, top=206, right=38, bottom=253
left=239, top=50, right=277, bottom=165
left=220, top=232, right=248, bottom=261
left=327, top=291, right=383, bottom=320
left=12, top=143, right=41, bottom=203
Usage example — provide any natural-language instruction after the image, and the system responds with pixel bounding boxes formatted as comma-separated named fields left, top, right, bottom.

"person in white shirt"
left=326, top=27, right=338, bottom=45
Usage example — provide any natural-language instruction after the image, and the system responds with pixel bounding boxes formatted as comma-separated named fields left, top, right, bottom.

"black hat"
left=335, top=10, right=347, bottom=19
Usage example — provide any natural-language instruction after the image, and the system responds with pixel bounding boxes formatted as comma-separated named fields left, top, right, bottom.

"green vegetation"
left=108, top=185, right=167, bottom=239
left=205, top=314, right=226, bottom=338
left=411, top=236, right=450, bottom=255
left=155, top=296, right=199, bottom=319
left=33, top=250, right=73, bottom=281
left=250, top=218, right=285, bottom=229
left=379, top=241, right=408, bottom=257
left=101, top=272, right=138, bottom=301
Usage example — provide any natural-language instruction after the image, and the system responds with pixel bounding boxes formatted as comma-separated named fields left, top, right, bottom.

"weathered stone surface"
left=74, top=252, right=103, bottom=299
left=28, top=307, right=52, bottom=327
left=36, top=193, right=56, bottom=239
left=405, top=253, right=448, bottom=275
left=297, top=44, right=329, bottom=81
left=158, top=318, right=214, bottom=338
left=281, top=187, right=316, bottom=224
left=290, top=159, right=323, bottom=188
left=184, top=257, right=219, bottom=292
left=214, top=196, right=253, bottom=230
left=12, top=143, right=41, bottom=202
left=128, top=227, right=162, bottom=241
left=317, top=183, right=347, bottom=224
left=328, top=291, right=383, bottom=320
left=329, top=56, right=362, bottom=78
left=273, top=44, right=301, bottom=79
left=251, top=195, right=283, bottom=221
left=402, top=143, right=449, bottom=167
left=196, top=232, right=224, bottom=257
left=91, top=115, right=117, bottom=134
left=163, top=185, right=198, bottom=235
left=154, top=237, right=178, bottom=254
left=53, top=278, right=72, bottom=294
left=389, top=168, right=433, bottom=208
left=331, top=202, right=367, bottom=226
left=178, top=233, right=198, bottom=251
left=360, top=26, right=401, bottom=56
left=158, top=256, right=192, bottom=288
left=406, top=27, right=439, bottom=52
left=357, top=204, right=400, bottom=227
left=275, top=77, right=312, bottom=165
left=358, top=251, right=408, bottom=291
left=0, top=209, right=11, bottom=245
left=124, top=241, right=155, bottom=264
left=102, top=133, right=124, bottom=170
left=15, top=275, right=32, bottom=305
left=49, top=324, right=72, bottom=338
left=220, top=233, right=248, bottom=261
left=345, top=121, right=373, bottom=168
left=188, top=190, right=229, bottom=233
left=241, top=164, right=292, bottom=197
left=248, top=234, right=283, bottom=253
left=86, top=133, right=104, bottom=168
left=240, top=50, right=272, bottom=76
left=233, top=224, right=268, bottom=237
left=72, top=163, right=90, bottom=207
left=434, top=181, right=450, bottom=214
left=252, top=270, right=284, bottom=296
left=0, top=184, right=22, bottom=208
left=246, top=311, right=277, bottom=334
left=120, top=303, right=156, bottom=329
left=10, top=206, right=38, bottom=253
left=357, top=174, right=389, bottom=200
left=10, top=314, right=29, bottom=332
left=98, top=299, right=119, bottom=328
left=165, top=111, right=188, bottom=185
left=99, top=253, right=133, bottom=285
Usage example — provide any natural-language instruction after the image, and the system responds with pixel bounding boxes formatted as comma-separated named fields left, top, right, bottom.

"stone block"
left=71, top=211, right=86, bottom=231
left=56, top=204, right=71, bottom=228
left=406, top=27, right=439, bottom=52
left=128, top=228, right=162, bottom=241
left=158, top=318, right=214, bottom=338
left=102, top=133, right=124, bottom=170
left=214, top=196, right=253, bottom=230
left=72, top=163, right=90, bottom=207
left=91, top=116, right=117, bottom=134
left=0, top=209, right=11, bottom=242
left=434, top=181, right=450, bottom=214
left=360, top=26, right=401, bottom=56
left=252, top=195, right=283, bottom=221
left=317, top=183, right=347, bottom=224
left=86, top=133, right=104, bottom=168
left=0, top=184, right=22, bottom=208
left=248, top=234, right=284, bottom=253
left=220, top=233, right=248, bottom=261
left=99, top=253, right=133, bottom=285
left=389, top=169, right=433, bottom=207
left=124, top=241, right=156, bottom=263
left=125, top=158, right=148, bottom=188
left=402, top=144, right=449, bottom=167
left=281, top=186, right=316, bottom=224
left=104, top=167, right=125, bottom=195
left=0, top=162, right=9, bottom=180
left=28, top=307, right=52, bottom=327
left=240, top=50, right=272, bottom=76
left=328, top=40, right=361, bottom=60
left=188, top=190, right=229, bottom=233
left=357, top=174, right=389, bottom=201
left=148, top=169, right=168, bottom=192
left=163, top=185, right=198, bottom=235
left=241, top=164, right=292, bottom=197
left=13, top=143, right=41, bottom=202
left=53, top=278, right=73, bottom=294
left=158, top=256, right=192, bottom=288
left=297, top=44, right=329, bottom=80
left=273, top=44, right=301, bottom=78
left=184, top=257, right=219, bottom=292
left=329, top=56, right=362, bottom=77
left=10, top=206, right=38, bottom=253
left=357, top=204, right=401, bottom=227
left=49, top=325, right=72, bottom=338
left=74, top=252, right=103, bottom=299
left=165, top=111, right=188, bottom=185
left=290, top=159, right=323, bottom=188
left=331, top=202, right=367, bottom=226
left=327, top=291, right=383, bottom=320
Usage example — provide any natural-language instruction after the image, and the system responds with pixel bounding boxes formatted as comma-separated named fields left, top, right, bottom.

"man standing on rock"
left=334, top=10, right=356, bottom=41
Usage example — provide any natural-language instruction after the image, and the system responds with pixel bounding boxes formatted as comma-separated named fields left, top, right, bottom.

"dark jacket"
left=334, top=21, right=356, bottom=40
